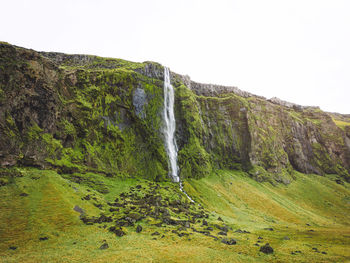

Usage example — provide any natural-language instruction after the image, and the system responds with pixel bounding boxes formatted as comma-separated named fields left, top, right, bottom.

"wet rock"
left=39, top=237, right=49, bottom=241
left=260, top=243, right=274, bottom=254
left=99, top=243, right=109, bottom=250
left=221, top=238, right=237, bottom=245
left=136, top=225, right=142, bottom=233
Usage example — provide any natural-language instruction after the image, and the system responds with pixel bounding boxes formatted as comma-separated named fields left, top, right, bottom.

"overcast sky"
left=1, top=0, right=349, bottom=114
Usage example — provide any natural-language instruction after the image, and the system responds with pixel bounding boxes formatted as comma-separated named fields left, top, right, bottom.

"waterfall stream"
left=163, top=67, right=193, bottom=202
left=163, top=67, right=180, bottom=183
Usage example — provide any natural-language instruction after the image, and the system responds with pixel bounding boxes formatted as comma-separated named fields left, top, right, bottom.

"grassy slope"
left=0, top=169, right=349, bottom=263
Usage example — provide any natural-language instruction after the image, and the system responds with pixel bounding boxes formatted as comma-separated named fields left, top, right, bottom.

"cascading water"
left=163, top=67, right=194, bottom=202
left=163, top=67, right=179, bottom=183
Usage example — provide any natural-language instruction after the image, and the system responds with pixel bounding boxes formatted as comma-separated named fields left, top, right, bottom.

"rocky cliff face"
left=1, top=42, right=349, bottom=182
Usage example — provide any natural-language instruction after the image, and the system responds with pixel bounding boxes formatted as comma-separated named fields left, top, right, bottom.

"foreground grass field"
left=0, top=168, right=349, bottom=262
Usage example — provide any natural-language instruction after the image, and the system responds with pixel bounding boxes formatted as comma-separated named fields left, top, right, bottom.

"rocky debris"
left=260, top=243, right=274, bottom=254
left=82, top=195, right=91, bottom=200
left=136, top=225, right=142, bottom=233
left=264, top=227, right=274, bottom=231
left=99, top=243, right=109, bottom=250
left=312, top=247, right=320, bottom=253
left=109, top=227, right=125, bottom=237
left=80, top=214, right=112, bottom=225
left=73, top=205, right=85, bottom=215
left=221, top=238, right=237, bottom=245
left=335, top=179, right=344, bottom=185
left=39, top=237, right=49, bottom=241
left=235, top=229, right=250, bottom=234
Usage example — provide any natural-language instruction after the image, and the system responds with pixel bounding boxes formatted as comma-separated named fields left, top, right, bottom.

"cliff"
left=1, top=42, right=349, bottom=183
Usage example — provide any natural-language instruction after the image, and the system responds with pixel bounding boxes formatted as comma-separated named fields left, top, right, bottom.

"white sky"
left=1, top=0, right=349, bottom=114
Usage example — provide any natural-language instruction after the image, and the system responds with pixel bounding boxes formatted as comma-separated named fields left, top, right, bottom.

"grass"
left=333, top=118, right=350, bottom=130
left=0, top=168, right=349, bottom=262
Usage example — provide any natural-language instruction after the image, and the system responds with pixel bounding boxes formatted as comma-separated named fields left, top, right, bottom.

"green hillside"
left=1, top=168, right=349, bottom=262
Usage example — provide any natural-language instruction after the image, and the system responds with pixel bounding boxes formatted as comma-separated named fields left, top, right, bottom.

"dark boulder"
left=136, top=225, right=142, bottom=233
left=109, top=226, right=126, bottom=237
left=99, top=243, right=109, bottom=250
left=260, top=243, right=274, bottom=254
left=221, top=238, right=237, bottom=245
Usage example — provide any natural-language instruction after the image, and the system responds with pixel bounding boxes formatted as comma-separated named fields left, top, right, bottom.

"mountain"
left=0, top=42, right=349, bottom=262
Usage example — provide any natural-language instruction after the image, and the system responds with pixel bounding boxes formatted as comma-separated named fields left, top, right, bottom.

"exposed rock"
left=136, top=225, right=142, bottom=233
left=73, top=205, right=85, bottom=215
left=260, top=243, right=274, bottom=254
left=109, top=227, right=125, bottom=237
left=99, top=243, right=109, bottom=250
left=221, top=238, right=237, bottom=245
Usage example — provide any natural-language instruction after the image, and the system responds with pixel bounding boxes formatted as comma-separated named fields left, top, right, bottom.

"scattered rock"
left=221, top=238, right=237, bottom=245
left=260, top=243, right=274, bottom=254
left=335, top=179, right=344, bottom=185
left=99, top=243, right=109, bottom=250
left=258, top=236, right=263, bottom=240
left=322, top=251, right=327, bottom=255
left=9, top=246, right=17, bottom=250
left=136, top=225, right=142, bottom=233
left=218, top=217, right=224, bottom=222
left=109, top=227, right=125, bottom=237
left=202, top=219, right=208, bottom=226
left=39, top=237, right=49, bottom=241
left=151, top=231, right=160, bottom=236
left=19, top=193, right=28, bottom=197
left=218, top=231, right=227, bottom=236
left=73, top=205, right=85, bottom=215
left=264, top=227, right=274, bottom=231
left=235, top=229, right=250, bottom=234
left=82, top=195, right=91, bottom=200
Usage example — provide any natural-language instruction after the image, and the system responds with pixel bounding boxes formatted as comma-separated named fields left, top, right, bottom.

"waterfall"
left=163, top=67, right=194, bottom=203
left=163, top=67, right=179, bottom=183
